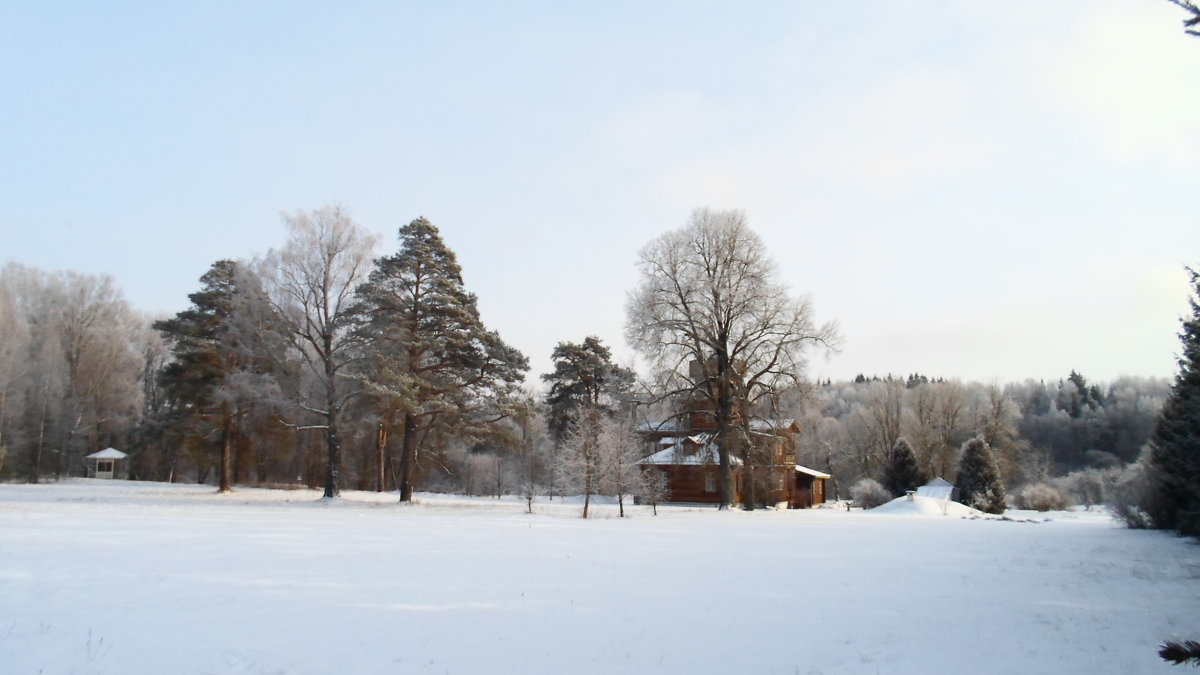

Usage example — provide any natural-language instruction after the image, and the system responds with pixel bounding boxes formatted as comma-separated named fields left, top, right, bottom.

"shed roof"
left=795, top=464, right=832, bottom=479
left=916, top=476, right=955, bottom=500
left=86, top=448, right=127, bottom=460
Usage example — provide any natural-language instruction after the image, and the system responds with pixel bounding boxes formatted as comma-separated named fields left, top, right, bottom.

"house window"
left=97, top=460, right=113, bottom=474
left=704, top=472, right=716, bottom=493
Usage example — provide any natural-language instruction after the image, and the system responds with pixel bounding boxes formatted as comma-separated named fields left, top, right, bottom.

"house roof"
left=639, top=418, right=799, bottom=435
left=637, top=436, right=744, bottom=467
left=86, top=448, right=127, bottom=460
left=795, top=464, right=831, bottom=479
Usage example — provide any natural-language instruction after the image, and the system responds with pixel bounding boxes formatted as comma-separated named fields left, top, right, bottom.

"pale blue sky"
left=3, top=1, right=1197, bottom=385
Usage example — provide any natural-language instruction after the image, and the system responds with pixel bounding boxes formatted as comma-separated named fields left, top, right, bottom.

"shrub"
left=1017, top=483, right=1068, bottom=511
left=850, top=478, right=892, bottom=510
left=1109, top=461, right=1157, bottom=529
left=1053, top=468, right=1112, bottom=510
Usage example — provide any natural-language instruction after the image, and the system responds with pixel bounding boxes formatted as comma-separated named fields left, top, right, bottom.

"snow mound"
left=869, top=495, right=981, bottom=517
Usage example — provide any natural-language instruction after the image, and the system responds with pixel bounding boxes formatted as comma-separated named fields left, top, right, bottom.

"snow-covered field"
left=2, top=481, right=1197, bottom=674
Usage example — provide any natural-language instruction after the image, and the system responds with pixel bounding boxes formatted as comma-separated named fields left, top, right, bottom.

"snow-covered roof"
left=794, top=464, right=831, bottom=479
left=637, top=438, right=744, bottom=467
left=915, top=477, right=955, bottom=500
left=750, top=419, right=798, bottom=432
left=86, top=448, right=127, bottom=460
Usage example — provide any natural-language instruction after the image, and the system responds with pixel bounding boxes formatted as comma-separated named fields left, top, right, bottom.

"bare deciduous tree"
left=259, top=205, right=378, bottom=498
left=0, top=263, right=144, bottom=482
left=626, top=208, right=838, bottom=509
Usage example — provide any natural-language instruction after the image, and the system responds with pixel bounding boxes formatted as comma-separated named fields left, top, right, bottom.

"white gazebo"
left=85, top=448, right=128, bottom=479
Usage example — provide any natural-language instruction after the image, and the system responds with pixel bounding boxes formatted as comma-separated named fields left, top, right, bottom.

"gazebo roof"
left=86, top=448, right=127, bottom=460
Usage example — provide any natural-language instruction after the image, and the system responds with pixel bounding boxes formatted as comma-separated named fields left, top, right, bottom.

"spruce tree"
left=956, top=435, right=1007, bottom=514
left=1147, top=267, right=1200, bottom=534
left=354, top=217, right=528, bottom=502
left=882, top=437, right=926, bottom=497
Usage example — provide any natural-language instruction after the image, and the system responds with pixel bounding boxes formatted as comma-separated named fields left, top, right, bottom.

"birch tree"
left=626, top=208, right=838, bottom=509
left=260, top=205, right=378, bottom=498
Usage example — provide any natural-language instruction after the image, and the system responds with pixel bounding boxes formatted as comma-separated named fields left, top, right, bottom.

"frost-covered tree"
left=854, top=379, right=904, bottom=477
left=0, top=264, right=145, bottom=482
left=0, top=274, right=27, bottom=479
left=353, top=217, right=528, bottom=502
left=975, top=384, right=1029, bottom=486
left=1146, top=267, right=1200, bottom=534
left=559, top=407, right=605, bottom=518
left=956, top=436, right=1007, bottom=514
left=637, top=464, right=670, bottom=515
left=259, top=205, right=378, bottom=498
left=882, top=437, right=926, bottom=497
left=597, top=416, right=642, bottom=518
left=626, top=208, right=838, bottom=509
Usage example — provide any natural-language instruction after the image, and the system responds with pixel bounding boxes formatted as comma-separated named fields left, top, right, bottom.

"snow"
left=2, top=480, right=1198, bottom=674
left=870, top=494, right=980, bottom=517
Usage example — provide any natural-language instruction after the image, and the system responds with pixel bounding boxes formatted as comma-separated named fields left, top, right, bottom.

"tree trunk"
left=218, top=407, right=234, bottom=493
left=742, top=430, right=758, bottom=511
left=30, top=388, right=49, bottom=484
left=323, top=405, right=341, bottom=498
left=375, top=421, right=388, bottom=492
left=715, top=376, right=736, bottom=510
left=398, top=414, right=418, bottom=502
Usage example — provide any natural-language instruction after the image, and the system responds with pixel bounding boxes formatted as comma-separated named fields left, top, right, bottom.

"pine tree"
left=882, top=437, right=926, bottom=497
left=541, top=336, right=634, bottom=442
left=155, top=260, right=283, bottom=492
left=956, top=436, right=1007, bottom=514
left=354, top=217, right=528, bottom=502
left=153, top=260, right=241, bottom=492
left=1147, top=267, right=1200, bottom=534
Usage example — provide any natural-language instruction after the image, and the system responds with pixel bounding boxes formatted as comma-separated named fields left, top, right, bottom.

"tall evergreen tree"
left=882, top=437, right=926, bottom=497
left=1147, top=267, right=1200, bottom=534
left=956, top=436, right=1007, bottom=514
left=154, top=260, right=242, bottom=492
left=541, top=336, right=635, bottom=441
left=354, top=217, right=528, bottom=502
